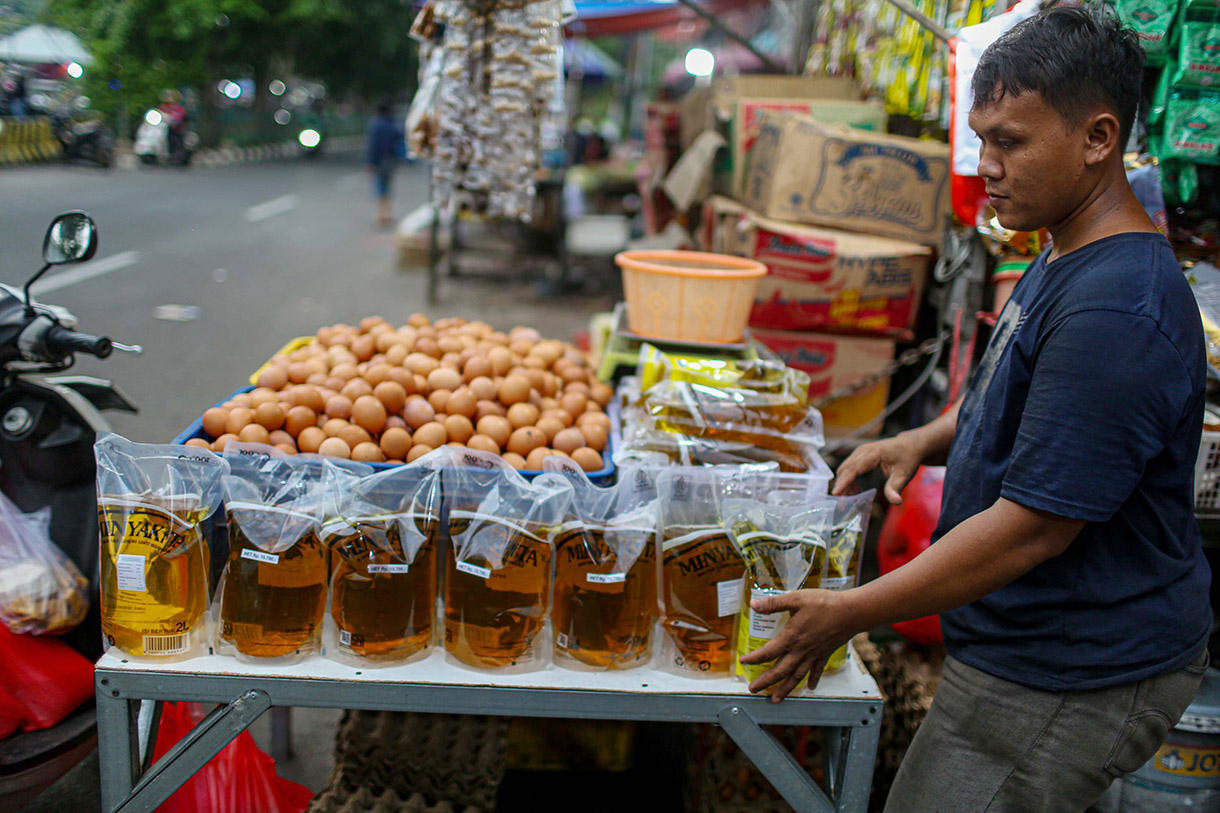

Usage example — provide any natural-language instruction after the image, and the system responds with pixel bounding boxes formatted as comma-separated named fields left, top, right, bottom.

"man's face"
left=969, top=88, right=1089, bottom=233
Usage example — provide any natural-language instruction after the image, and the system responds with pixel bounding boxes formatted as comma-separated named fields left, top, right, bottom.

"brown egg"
left=560, top=392, right=588, bottom=417
left=360, top=315, right=386, bottom=332
left=385, top=367, right=417, bottom=394
left=385, top=415, right=407, bottom=431
left=352, top=395, right=388, bottom=434
left=590, top=382, right=614, bottom=407
left=284, top=406, right=316, bottom=437
left=331, top=363, right=359, bottom=381
left=565, top=382, right=591, bottom=397
left=185, top=438, right=211, bottom=450
left=535, top=416, right=565, bottom=443
left=224, top=408, right=254, bottom=435
left=467, top=434, right=501, bottom=455
left=540, top=374, right=559, bottom=398
left=238, top=424, right=271, bottom=445
left=403, top=398, right=436, bottom=429
left=552, top=427, right=586, bottom=455
left=202, top=408, right=229, bottom=438
left=326, top=395, right=354, bottom=420
left=541, top=408, right=573, bottom=428
left=571, top=447, right=603, bottom=472
left=319, top=437, right=352, bottom=459
left=531, top=342, right=563, bottom=366
left=287, top=362, right=312, bottom=385
left=506, top=402, right=540, bottom=429
left=415, top=337, right=440, bottom=359
left=258, top=366, right=289, bottom=390
left=499, top=374, right=531, bottom=406
left=427, top=389, right=451, bottom=413
left=502, top=452, right=528, bottom=470
left=414, top=374, right=428, bottom=393
left=269, top=429, right=294, bottom=447
left=297, top=387, right=328, bottom=415
left=580, top=425, right=608, bottom=452
left=463, top=355, right=492, bottom=382
left=488, top=347, right=514, bottom=376
left=406, top=444, right=433, bottom=462
left=340, top=379, right=373, bottom=401
left=561, top=366, right=587, bottom=385
left=211, top=433, right=237, bottom=452
left=469, top=376, right=497, bottom=401
left=539, top=397, right=559, bottom=411
left=364, top=363, right=392, bottom=387
left=252, top=403, right=285, bottom=432
left=339, top=425, right=373, bottom=449
left=351, top=336, right=376, bottom=362
left=522, top=355, right=547, bottom=371
left=438, top=337, right=464, bottom=356
left=444, top=414, right=475, bottom=443
left=297, top=426, right=326, bottom=453
left=413, top=422, right=447, bottom=449
left=405, top=353, right=439, bottom=376
left=509, top=326, right=542, bottom=343
left=427, top=367, right=463, bottom=393
left=446, top=387, right=478, bottom=419
left=351, top=442, right=385, bottom=463
left=374, top=381, right=407, bottom=414
left=576, top=412, right=611, bottom=433
left=306, top=372, right=328, bottom=387
left=380, top=427, right=412, bottom=460
left=524, top=447, right=557, bottom=470
left=476, top=415, right=513, bottom=447
left=475, top=400, right=507, bottom=420
left=487, top=331, right=510, bottom=346
left=324, top=376, right=346, bottom=392
left=385, top=344, right=409, bottom=366
left=272, top=443, right=296, bottom=455
left=506, top=426, right=546, bottom=457
left=584, top=401, right=602, bottom=415
left=324, top=418, right=350, bottom=438
left=374, top=332, right=398, bottom=353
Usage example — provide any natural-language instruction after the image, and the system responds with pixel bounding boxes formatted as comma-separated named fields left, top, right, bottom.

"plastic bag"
left=0, top=623, right=93, bottom=735
left=543, top=457, right=659, bottom=670
left=151, top=701, right=314, bottom=813
left=0, top=491, right=87, bottom=635
left=724, top=499, right=832, bottom=690
left=822, top=490, right=877, bottom=671
left=1162, top=89, right=1220, bottom=163
left=442, top=447, right=571, bottom=670
left=95, top=433, right=229, bottom=659
left=1115, top=0, right=1178, bottom=65
left=217, top=443, right=371, bottom=663
left=1173, top=21, right=1220, bottom=90
left=878, top=467, right=945, bottom=645
left=324, top=452, right=444, bottom=665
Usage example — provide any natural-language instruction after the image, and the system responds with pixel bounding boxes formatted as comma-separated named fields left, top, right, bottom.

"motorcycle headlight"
left=298, top=129, right=320, bottom=148
left=144, top=109, right=163, bottom=127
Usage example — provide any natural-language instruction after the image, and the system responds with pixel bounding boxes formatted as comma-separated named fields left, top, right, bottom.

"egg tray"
left=171, top=385, right=616, bottom=484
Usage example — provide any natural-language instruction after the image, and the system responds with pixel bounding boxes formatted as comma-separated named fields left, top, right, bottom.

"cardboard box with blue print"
left=741, top=112, right=952, bottom=247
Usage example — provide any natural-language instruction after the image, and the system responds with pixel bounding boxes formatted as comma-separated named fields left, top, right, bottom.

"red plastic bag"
left=0, top=624, right=94, bottom=735
left=152, top=702, right=314, bottom=813
left=0, top=685, right=27, bottom=740
left=877, top=467, right=945, bottom=645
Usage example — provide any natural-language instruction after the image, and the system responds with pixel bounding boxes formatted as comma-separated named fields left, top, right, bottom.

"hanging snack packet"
left=95, top=433, right=228, bottom=658
left=1163, top=89, right=1220, bottom=163
left=443, top=448, right=571, bottom=669
left=218, top=444, right=369, bottom=661
left=822, top=491, right=876, bottom=672
left=1115, top=0, right=1179, bottom=66
left=543, top=458, right=659, bottom=670
left=324, top=453, right=443, bottom=664
left=657, top=467, right=746, bottom=675
left=1174, top=21, right=1220, bottom=89
left=726, top=500, right=831, bottom=690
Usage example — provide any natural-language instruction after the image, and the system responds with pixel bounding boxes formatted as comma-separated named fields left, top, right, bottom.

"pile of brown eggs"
left=184, top=315, right=614, bottom=471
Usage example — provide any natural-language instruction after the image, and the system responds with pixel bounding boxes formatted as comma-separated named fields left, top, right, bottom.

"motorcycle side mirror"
left=24, top=212, right=98, bottom=315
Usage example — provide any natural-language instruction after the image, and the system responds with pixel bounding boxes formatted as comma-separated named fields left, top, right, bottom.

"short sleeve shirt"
left=935, top=232, right=1212, bottom=691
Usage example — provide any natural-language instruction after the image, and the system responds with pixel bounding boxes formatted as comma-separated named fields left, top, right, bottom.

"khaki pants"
left=884, top=649, right=1209, bottom=812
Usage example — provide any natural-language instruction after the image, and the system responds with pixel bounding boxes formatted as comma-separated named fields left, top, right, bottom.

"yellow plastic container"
left=615, top=250, right=767, bottom=344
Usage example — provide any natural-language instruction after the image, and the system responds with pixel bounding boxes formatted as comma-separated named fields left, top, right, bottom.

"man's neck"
left=1046, top=166, right=1158, bottom=262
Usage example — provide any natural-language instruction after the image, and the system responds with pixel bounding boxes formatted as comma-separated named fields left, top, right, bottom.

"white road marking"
left=31, top=251, right=142, bottom=296
left=244, top=194, right=299, bottom=222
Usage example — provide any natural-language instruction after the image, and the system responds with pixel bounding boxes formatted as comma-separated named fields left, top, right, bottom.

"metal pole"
left=879, top=0, right=952, bottom=42
left=672, top=0, right=788, bottom=73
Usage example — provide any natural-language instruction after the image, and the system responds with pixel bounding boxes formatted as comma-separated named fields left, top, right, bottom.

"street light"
left=66, top=62, right=83, bottom=79
left=684, top=48, right=714, bottom=77
left=223, top=82, right=241, bottom=100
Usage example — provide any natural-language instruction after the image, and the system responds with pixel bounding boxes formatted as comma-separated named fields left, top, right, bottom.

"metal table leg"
left=837, top=714, right=881, bottom=813
left=718, top=704, right=836, bottom=812
left=270, top=706, right=293, bottom=763
left=96, top=687, right=140, bottom=813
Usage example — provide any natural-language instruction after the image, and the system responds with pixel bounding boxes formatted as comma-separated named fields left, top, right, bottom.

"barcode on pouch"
left=143, top=633, right=188, bottom=655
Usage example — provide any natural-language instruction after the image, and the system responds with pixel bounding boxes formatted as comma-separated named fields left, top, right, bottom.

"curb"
left=194, top=135, right=364, bottom=168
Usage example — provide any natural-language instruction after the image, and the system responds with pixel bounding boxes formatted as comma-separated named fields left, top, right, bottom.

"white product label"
left=116, top=554, right=147, bottom=592
left=241, top=548, right=280, bottom=565
left=821, top=576, right=850, bottom=591
left=716, top=579, right=743, bottom=617
left=747, top=588, right=788, bottom=639
left=142, top=633, right=188, bottom=655
left=340, top=629, right=352, bottom=646
left=556, top=631, right=570, bottom=649
left=456, top=560, right=492, bottom=580
left=368, top=564, right=410, bottom=574
left=587, top=572, right=626, bottom=585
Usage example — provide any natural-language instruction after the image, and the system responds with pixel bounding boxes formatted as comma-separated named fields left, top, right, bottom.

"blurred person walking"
left=365, top=100, right=405, bottom=227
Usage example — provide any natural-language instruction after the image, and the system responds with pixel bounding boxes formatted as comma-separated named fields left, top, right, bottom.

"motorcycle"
left=133, top=107, right=198, bottom=166
left=51, top=113, right=114, bottom=169
left=0, top=212, right=142, bottom=807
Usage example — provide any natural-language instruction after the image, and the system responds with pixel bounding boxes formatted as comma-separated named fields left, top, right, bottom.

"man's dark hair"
left=972, top=7, right=1145, bottom=146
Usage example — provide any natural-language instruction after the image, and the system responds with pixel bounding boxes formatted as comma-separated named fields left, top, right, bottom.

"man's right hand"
left=832, top=432, right=926, bottom=503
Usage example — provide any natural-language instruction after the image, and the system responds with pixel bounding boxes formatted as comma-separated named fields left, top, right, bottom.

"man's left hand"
left=739, top=589, right=857, bottom=702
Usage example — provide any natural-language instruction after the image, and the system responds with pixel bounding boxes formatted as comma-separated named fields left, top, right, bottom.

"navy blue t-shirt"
left=935, top=232, right=1212, bottom=691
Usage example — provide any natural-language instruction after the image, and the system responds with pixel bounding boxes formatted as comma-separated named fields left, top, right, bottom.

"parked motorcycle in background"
left=50, top=104, right=114, bottom=169
left=133, top=107, right=198, bottom=166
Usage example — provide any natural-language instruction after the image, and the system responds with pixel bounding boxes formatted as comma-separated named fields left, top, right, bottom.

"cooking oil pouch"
left=1116, top=0, right=1179, bottom=65
left=724, top=499, right=832, bottom=691
left=217, top=443, right=371, bottom=663
left=1163, top=89, right=1220, bottom=162
left=822, top=490, right=877, bottom=672
left=637, top=344, right=811, bottom=403
left=542, top=458, right=659, bottom=670
left=656, top=466, right=747, bottom=676
left=95, top=433, right=228, bottom=659
left=1174, top=21, right=1220, bottom=88
left=0, top=491, right=88, bottom=636
left=442, top=447, right=571, bottom=671
left=643, top=379, right=824, bottom=451
left=324, top=452, right=444, bottom=665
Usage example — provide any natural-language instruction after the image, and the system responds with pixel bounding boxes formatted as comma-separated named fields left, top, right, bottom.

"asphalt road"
left=0, top=151, right=604, bottom=445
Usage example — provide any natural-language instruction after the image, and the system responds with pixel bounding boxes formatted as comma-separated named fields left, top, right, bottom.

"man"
left=366, top=100, right=405, bottom=227
left=740, top=8, right=1212, bottom=810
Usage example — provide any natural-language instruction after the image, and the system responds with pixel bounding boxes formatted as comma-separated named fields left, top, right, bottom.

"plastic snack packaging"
left=324, top=452, right=443, bottom=664
left=0, top=490, right=88, bottom=635
left=1115, top=0, right=1179, bottom=66
left=95, top=433, right=228, bottom=659
left=656, top=467, right=747, bottom=676
left=543, top=458, right=659, bottom=670
left=821, top=490, right=877, bottom=672
left=726, top=499, right=832, bottom=692
left=1173, top=20, right=1220, bottom=90
left=442, top=448, right=571, bottom=670
left=217, top=443, right=370, bottom=662
left=1162, top=89, right=1220, bottom=163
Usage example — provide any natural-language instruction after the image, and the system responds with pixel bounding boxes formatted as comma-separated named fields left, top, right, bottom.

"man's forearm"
left=905, top=399, right=961, bottom=467
left=842, top=498, right=1082, bottom=631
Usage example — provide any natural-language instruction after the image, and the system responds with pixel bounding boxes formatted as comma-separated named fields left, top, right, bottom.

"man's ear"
left=1084, top=111, right=1122, bottom=167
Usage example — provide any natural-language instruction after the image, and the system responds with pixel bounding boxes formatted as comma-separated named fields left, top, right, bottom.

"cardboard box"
left=752, top=328, right=896, bottom=437
left=679, top=75, right=862, bottom=147
left=742, top=113, right=951, bottom=247
left=745, top=213, right=930, bottom=335
left=698, top=195, right=748, bottom=255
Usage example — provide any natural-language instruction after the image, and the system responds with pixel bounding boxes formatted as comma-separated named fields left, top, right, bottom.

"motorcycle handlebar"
left=44, top=324, right=113, bottom=360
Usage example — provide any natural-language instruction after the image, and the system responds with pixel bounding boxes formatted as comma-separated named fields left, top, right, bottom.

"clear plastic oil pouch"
left=442, top=447, right=571, bottom=670
left=324, top=451, right=444, bottom=665
left=95, top=433, right=228, bottom=660
left=543, top=458, right=659, bottom=670
left=822, top=490, right=876, bottom=672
